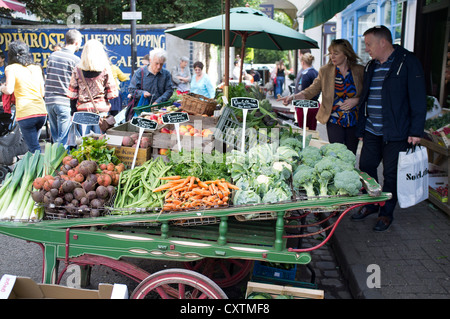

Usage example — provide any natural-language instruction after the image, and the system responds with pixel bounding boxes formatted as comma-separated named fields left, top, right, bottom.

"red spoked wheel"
left=183, top=258, right=253, bottom=288
left=130, top=268, right=228, bottom=299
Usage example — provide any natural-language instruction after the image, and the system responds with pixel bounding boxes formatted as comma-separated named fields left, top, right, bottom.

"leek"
left=0, top=143, right=67, bottom=221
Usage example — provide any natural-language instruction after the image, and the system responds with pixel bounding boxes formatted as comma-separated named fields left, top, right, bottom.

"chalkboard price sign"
left=293, top=99, right=319, bottom=109
left=131, top=117, right=158, bottom=130
left=162, top=112, right=189, bottom=124
left=230, top=97, right=259, bottom=110
left=72, top=112, right=100, bottom=125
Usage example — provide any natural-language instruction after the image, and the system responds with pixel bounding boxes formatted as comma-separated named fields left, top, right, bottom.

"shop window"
left=341, top=0, right=407, bottom=63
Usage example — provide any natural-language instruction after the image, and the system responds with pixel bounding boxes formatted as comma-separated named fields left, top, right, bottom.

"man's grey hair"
left=180, top=56, right=189, bottom=62
left=150, top=48, right=167, bottom=61
left=65, top=29, right=82, bottom=45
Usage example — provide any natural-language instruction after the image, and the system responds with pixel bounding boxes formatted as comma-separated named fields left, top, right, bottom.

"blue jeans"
left=18, top=115, right=47, bottom=153
left=275, top=76, right=285, bottom=97
left=77, top=111, right=108, bottom=136
left=46, top=103, right=72, bottom=146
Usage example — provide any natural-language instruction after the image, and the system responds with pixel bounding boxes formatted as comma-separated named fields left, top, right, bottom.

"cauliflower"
left=272, top=161, right=292, bottom=181
left=333, top=170, right=362, bottom=196
left=273, top=161, right=292, bottom=172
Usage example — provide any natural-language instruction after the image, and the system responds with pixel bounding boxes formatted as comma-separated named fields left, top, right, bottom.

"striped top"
left=44, top=48, right=80, bottom=105
left=329, top=67, right=357, bottom=127
left=365, top=55, right=394, bottom=135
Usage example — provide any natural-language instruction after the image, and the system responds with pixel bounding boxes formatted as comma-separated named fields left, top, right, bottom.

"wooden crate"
left=107, top=145, right=151, bottom=168
left=106, top=121, right=153, bottom=141
left=246, top=281, right=324, bottom=299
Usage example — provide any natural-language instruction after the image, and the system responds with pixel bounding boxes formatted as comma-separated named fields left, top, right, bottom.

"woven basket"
left=180, top=93, right=217, bottom=116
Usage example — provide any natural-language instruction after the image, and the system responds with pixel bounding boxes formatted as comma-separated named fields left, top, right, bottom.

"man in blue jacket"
left=352, top=25, right=427, bottom=232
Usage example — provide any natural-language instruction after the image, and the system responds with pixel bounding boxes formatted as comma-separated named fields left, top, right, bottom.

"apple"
left=160, top=127, right=170, bottom=134
left=159, top=148, right=168, bottom=155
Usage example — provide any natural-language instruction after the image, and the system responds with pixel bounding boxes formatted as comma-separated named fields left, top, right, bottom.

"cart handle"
left=286, top=201, right=385, bottom=253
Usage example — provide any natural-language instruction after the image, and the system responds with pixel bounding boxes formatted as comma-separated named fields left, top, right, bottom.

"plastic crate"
left=133, top=100, right=172, bottom=116
left=214, top=106, right=261, bottom=151
left=252, top=260, right=297, bottom=281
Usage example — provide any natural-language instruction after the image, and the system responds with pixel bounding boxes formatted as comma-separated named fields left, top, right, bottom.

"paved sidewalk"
left=332, top=201, right=450, bottom=299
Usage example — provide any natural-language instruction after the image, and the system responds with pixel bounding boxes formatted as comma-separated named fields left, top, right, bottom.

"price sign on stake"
left=292, top=99, right=319, bottom=148
left=72, top=112, right=100, bottom=136
left=130, top=117, right=158, bottom=169
left=162, top=112, right=190, bottom=152
left=230, top=97, right=259, bottom=153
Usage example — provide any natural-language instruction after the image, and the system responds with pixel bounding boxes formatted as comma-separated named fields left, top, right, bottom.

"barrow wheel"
left=183, top=258, right=253, bottom=288
left=130, top=268, right=228, bottom=299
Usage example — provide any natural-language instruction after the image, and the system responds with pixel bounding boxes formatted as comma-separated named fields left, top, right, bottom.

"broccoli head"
left=313, top=156, right=337, bottom=196
left=320, top=143, right=356, bottom=167
left=299, top=146, right=322, bottom=167
left=333, top=170, right=362, bottom=196
left=293, top=164, right=317, bottom=198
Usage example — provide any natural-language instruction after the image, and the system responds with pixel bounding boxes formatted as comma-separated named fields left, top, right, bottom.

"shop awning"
left=0, top=0, right=26, bottom=14
left=301, top=0, right=354, bottom=30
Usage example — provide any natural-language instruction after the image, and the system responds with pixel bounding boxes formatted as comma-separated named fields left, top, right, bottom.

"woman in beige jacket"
left=279, top=39, right=364, bottom=154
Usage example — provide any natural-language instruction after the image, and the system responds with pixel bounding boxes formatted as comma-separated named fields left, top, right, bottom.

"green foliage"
left=25, top=0, right=262, bottom=25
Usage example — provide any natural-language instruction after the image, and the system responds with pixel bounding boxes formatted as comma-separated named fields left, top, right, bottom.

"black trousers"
left=326, top=122, right=359, bottom=154
left=359, top=131, right=409, bottom=220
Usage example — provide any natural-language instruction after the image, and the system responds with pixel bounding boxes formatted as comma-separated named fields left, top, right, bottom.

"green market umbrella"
left=165, top=6, right=319, bottom=83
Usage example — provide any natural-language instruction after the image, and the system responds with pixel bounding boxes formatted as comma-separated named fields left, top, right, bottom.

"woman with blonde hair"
left=279, top=39, right=364, bottom=154
left=67, top=39, right=118, bottom=134
left=0, top=40, right=47, bottom=153
left=295, top=53, right=319, bottom=130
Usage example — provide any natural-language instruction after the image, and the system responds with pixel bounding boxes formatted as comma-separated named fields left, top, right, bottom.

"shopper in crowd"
left=190, top=61, right=215, bottom=99
left=128, top=48, right=173, bottom=105
left=67, top=39, right=118, bottom=135
left=109, top=63, right=129, bottom=116
left=171, top=56, right=191, bottom=95
left=50, top=42, right=65, bottom=52
left=250, top=68, right=261, bottom=83
left=45, top=29, right=82, bottom=146
left=278, top=39, right=364, bottom=155
left=269, top=61, right=279, bottom=96
left=142, top=54, right=149, bottom=66
left=0, top=52, right=6, bottom=85
left=351, top=25, right=427, bottom=232
left=0, top=41, right=47, bottom=153
left=274, top=59, right=286, bottom=97
left=294, top=53, right=319, bottom=130
left=232, top=59, right=247, bottom=81
left=294, top=49, right=312, bottom=93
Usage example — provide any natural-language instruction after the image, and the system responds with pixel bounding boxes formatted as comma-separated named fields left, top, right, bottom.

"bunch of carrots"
left=152, top=176, right=239, bottom=211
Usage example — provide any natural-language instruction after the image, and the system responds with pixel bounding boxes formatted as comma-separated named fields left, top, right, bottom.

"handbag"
left=1, top=93, right=15, bottom=113
left=125, top=67, right=145, bottom=121
left=78, top=69, right=116, bottom=132
left=397, top=145, right=429, bottom=208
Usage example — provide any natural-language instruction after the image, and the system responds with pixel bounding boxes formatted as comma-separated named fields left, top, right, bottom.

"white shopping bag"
left=397, top=145, right=429, bottom=208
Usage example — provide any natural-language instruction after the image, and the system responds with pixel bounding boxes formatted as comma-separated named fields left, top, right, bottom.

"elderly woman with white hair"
left=171, top=56, right=191, bottom=95
left=128, top=48, right=173, bottom=105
